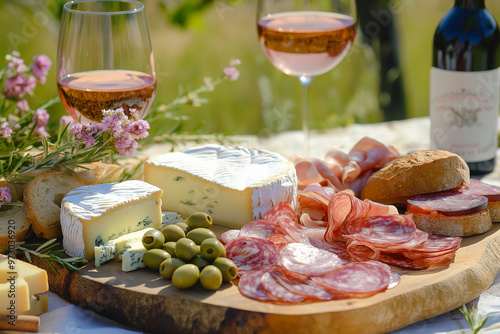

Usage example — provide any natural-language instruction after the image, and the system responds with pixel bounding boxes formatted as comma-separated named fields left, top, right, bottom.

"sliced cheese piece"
left=20, top=294, right=49, bottom=316
left=94, top=227, right=156, bottom=267
left=144, top=145, right=298, bottom=229
left=121, top=241, right=147, bottom=272
left=61, top=180, right=163, bottom=260
left=0, top=255, right=49, bottom=315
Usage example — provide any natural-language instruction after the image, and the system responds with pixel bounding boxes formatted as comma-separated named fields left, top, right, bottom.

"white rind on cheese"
left=61, top=180, right=163, bottom=260
left=144, top=145, right=298, bottom=229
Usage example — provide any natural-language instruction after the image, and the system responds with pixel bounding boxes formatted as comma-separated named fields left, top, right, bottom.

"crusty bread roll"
left=0, top=206, right=32, bottom=250
left=361, top=150, right=470, bottom=206
left=410, top=209, right=491, bottom=237
left=24, top=170, right=87, bottom=239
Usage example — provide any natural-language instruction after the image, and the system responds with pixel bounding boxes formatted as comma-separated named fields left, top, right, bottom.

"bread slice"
left=0, top=206, right=32, bottom=250
left=410, top=209, right=491, bottom=237
left=487, top=201, right=500, bottom=223
left=24, top=171, right=87, bottom=239
left=360, top=150, right=470, bottom=206
left=0, top=179, right=26, bottom=203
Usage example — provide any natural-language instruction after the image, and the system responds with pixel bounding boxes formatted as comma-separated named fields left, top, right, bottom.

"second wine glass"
left=257, top=0, right=356, bottom=155
left=56, top=0, right=156, bottom=123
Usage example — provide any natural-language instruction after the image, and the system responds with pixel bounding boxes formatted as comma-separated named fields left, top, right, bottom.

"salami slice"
left=220, top=229, right=240, bottom=244
left=378, top=230, right=429, bottom=253
left=261, top=271, right=305, bottom=303
left=346, top=239, right=381, bottom=262
left=308, top=237, right=349, bottom=260
left=225, top=237, right=280, bottom=276
left=312, top=261, right=391, bottom=298
left=239, top=220, right=280, bottom=239
left=461, top=179, right=500, bottom=201
left=267, top=233, right=289, bottom=250
left=341, top=214, right=416, bottom=246
left=407, top=191, right=488, bottom=217
left=279, top=243, right=343, bottom=276
left=403, top=234, right=461, bottom=254
left=271, top=270, right=335, bottom=300
left=263, top=201, right=297, bottom=224
left=238, top=269, right=278, bottom=301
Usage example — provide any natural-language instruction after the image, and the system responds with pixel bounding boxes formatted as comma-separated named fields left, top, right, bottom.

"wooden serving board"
left=31, top=223, right=500, bottom=334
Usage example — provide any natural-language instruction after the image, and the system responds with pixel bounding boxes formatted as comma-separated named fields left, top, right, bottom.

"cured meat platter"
left=31, top=223, right=500, bottom=334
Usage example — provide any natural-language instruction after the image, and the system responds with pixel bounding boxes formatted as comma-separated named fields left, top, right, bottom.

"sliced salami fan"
left=377, top=230, right=429, bottom=253
left=407, top=191, right=488, bottom=217
left=312, top=261, right=391, bottom=298
left=225, top=236, right=280, bottom=276
left=263, top=201, right=298, bottom=224
left=271, top=269, right=335, bottom=300
left=220, top=229, right=240, bottom=244
left=239, top=220, right=280, bottom=239
left=267, top=233, right=289, bottom=250
left=402, top=234, right=461, bottom=258
left=279, top=243, right=343, bottom=276
left=261, top=271, right=305, bottom=303
left=238, top=269, right=278, bottom=302
left=346, top=240, right=381, bottom=262
left=341, top=214, right=416, bottom=245
left=308, top=237, right=349, bottom=260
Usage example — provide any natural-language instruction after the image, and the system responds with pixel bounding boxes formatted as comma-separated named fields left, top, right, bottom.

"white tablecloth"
left=39, top=118, right=500, bottom=334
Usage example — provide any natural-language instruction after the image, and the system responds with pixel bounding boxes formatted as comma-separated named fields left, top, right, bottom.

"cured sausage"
left=270, top=269, right=335, bottom=300
left=407, top=191, right=488, bottom=216
left=279, top=243, right=343, bottom=276
left=225, top=237, right=280, bottom=276
left=220, top=229, right=240, bottom=244
left=312, top=261, right=392, bottom=298
left=262, top=201, right=297, bottom=224
left=261, top=270, right=305, bottom=303
left=238, top=269, right=278, bottom=301
left=239, top=220, right=281, bottom=239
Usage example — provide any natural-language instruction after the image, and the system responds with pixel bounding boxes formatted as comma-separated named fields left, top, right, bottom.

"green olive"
left=162, top=241, right=177, bottom=258
left=161, top=224, right=185, bottom=242
left=143, top=249, right=171, bottom=271
left=200, top=238, right=226, bottom=261
left=212, top=257, right=238, bottom=282
left=172, top=264, right=200, bottom=289
left=159, top=258, right=185, bottom=279
left=200, top=265, right=223, bottom=290
left=175, top=222, right=189, bottom=234
left=185, top=212, right=213, bottom=230
left=174, top=238, right=198, bottom=262
left=186, top=228, right=217, bottom=245
left=142, top=229, right=165, bottom=250
left=190, top=254, right=211, bottom=270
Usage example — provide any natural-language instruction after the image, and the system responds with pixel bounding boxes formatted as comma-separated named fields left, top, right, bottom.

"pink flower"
left=6, top=52, right=27, bottom=75
left=114, top=134, right=138, bottom=157
left=59, top=115, right=75, bottom=127
left=70, top=122, right=101, bottom=148
left=125, top=119, right=150, bottom=139
left=3, top=74, right=37, bottom=99
left=230, top=58, right=242, bottom=66
left=0, top=187, right=11, bottom=208
left=1, top=122, right=13, bottom=139
left=32, top=108, right=49, bottom=136
left=223, top=66, right=240, bottom=81
left=101, top=108, right=128, bottom=135
left=16, top=100, right=29, bottom=113
left=31, top=55, right=52, bottom=84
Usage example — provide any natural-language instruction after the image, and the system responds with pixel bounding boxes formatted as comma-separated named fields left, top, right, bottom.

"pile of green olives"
left=141, top=212, right=238, bottom=290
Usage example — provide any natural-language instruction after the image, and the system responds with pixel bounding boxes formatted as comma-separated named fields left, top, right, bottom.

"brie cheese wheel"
left=61, top=180, right=163, bottom=260
left=144, top=144, right=298, bottom=229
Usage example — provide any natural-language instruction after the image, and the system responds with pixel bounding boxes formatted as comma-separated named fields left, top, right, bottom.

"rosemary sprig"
left=459, top=303, right=487, bottom=334
left=13, top=238, right=87, bottom=275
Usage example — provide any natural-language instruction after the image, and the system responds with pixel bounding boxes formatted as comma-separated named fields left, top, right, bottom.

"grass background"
left=1, top=0, right=500, bottom=137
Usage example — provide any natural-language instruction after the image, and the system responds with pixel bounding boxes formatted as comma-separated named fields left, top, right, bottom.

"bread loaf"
left=361, top=150, right=470, bottom=206
left=24, top=171, right=87, bottom=239
left=0, top=206, right=32, bottom=250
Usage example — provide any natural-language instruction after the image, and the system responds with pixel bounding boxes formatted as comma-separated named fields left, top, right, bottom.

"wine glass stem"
left=299, top=75, right=313, bottom=156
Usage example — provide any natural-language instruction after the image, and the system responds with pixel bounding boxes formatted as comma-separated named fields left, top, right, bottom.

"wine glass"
left=257, top=0, right=356, bottom=156
left=56, top=0, right=156, bottom=123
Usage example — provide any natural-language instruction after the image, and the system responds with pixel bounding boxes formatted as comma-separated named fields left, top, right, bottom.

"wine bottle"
left=430, top=0, right=500, bottom=176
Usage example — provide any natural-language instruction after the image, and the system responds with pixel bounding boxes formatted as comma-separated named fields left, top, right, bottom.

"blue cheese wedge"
left=161, top=211, right=184, bottom=226
left=144, top=145, right=298, bottom=229
left=61, top=180, right=163, bottom=260
left=121, top=241, right=147, bottom=272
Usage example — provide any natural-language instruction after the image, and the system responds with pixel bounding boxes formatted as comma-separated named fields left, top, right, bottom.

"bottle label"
left=430, top=67, right=500, bottom=162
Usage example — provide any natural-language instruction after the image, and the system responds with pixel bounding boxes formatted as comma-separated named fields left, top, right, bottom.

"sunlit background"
left=1, top=0, right=500, bottom=138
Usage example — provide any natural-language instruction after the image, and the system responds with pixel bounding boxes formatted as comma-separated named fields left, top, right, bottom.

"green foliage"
left=460, top=303, right=488, bottom=334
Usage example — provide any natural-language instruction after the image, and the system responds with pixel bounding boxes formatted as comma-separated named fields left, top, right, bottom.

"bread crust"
left=361, top=150, right=470, bottom=205
left=487, top=201, right=500, bottom=223
left=24, top=170, right=87, bottom=239
left=410, top=210, right=491, bottom=237
left=0, top=206, right=32, bottom=250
